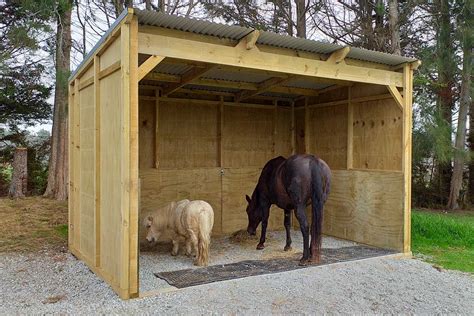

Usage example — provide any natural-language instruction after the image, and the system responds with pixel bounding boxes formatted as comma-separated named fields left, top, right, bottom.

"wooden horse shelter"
left=68, top=8, right=420, bottom=299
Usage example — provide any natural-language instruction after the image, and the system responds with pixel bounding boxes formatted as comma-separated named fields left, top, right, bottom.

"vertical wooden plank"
left=219, top=96, right=224, bottom=234
left=128, top=15, right=139, bottom=298
left=73, top=79, right=81, bottom=251
left=402, top=64, right=413, bottom=254
left=93, top=55, right=101, bottom=267
left=218, top=96, right=224, bottom=168
left=154, top=89, right=160, bottom=169
left=304, top=97, right=310, bottom=154
left=347, top=86, right=353, bottom=169
left=68, top=83, right=75, bottom=249
left=291, top=101, right=295, bottom=155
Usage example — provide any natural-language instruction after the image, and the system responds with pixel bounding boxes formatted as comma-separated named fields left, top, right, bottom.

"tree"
left=448, top=0, right=473, bottom=209
left=8, top=148, right=27, bottom=198
left=44, top=0, right=72, bottom=201
left=388, top=0, right=401, bottom=54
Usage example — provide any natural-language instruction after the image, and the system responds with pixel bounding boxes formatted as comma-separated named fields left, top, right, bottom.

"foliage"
left=412, top=210, right=474, bottom=272
left=0, top=128, right=51, bottom=196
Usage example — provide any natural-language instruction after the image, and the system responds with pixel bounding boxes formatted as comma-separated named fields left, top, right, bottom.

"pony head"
left=143, top=215, right=161, bottom=243
left=245, top=194, right=262, bottom=235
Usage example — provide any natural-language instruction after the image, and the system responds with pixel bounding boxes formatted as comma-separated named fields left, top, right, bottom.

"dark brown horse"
left=245, top=154, right=331, bottom=265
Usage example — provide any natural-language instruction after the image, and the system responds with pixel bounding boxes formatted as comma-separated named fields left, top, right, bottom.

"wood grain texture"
left=323, top=170, right=404, bottom=250
left=352, top=98, right=402, bottom=170
left=308, top=104, right=348, bottom=169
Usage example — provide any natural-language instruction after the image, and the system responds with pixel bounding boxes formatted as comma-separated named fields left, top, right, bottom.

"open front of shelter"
left=68, top=8, right=419, bottom=299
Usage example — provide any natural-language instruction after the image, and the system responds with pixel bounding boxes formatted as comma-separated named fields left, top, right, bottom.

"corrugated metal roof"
left=134, top=9, right=418, bottom=67
left=136, top=10, right=251, bottom=40
left=203, top=68, right=272, bottom=83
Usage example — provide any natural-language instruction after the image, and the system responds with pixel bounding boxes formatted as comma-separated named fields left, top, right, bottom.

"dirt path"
left=1, top=250, right=472, bottom=314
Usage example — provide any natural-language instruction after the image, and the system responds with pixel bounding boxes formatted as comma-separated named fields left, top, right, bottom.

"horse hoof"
left=256, top=243, right=265, bottom=250
left=284, top=245, right=292, bottom=251
left=298, top=258, right=310, bottom=266
left=171, top=251, right=178, bottom=256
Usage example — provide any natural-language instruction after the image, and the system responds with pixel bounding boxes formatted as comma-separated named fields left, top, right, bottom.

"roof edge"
left=69, top=8, right=131, bottom=83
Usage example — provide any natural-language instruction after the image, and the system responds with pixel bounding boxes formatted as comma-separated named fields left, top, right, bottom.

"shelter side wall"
left=69, top=31, right=137, bottom=299
left=305, top=83, right=404, bottom=250
left=138, top=98, right=292, bottom=236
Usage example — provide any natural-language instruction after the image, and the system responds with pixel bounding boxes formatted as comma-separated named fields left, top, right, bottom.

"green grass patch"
left=55, top=224, right=68, bottom=239
left=412, top=210, right=474, bottom=273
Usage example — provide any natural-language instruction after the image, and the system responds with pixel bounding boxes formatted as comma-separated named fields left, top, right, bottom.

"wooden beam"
left=98, top=61, right=121, bottom=80
left=78, top=77, right=94, bottom=91
left=138, top=55, right=165, bottom=81
left=142, top=76, right=320, bottom=97
left=138, top=31, right=404, bottom=87
left=239, top=30, right=260, bottom=50
left=327, top=46, right=350, bottom=64
left=162, top=64, right=215, bottom=96
left=387, top=85, right=404, bottom=111
left=235, top=76, right=291, bottom=102
left=309, top=93, right=393, bottom=109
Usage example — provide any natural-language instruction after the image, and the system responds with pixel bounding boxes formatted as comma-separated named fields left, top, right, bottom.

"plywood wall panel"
left=100, top=36, right=121, bottom=70
left=223, top=107, right=273, bottom=167
left=275, top=107, right=292, bottom=157
left=308, top=104, right=348, bottom=169
left=99, top=70, right=123, bottom=284
left=352, top=99, right=402, bottom=170
left=139, top=99, right=155, bottom=168
left=158, top=101, right=218, bottom=169
left=323, top=170, right=404, bottom=250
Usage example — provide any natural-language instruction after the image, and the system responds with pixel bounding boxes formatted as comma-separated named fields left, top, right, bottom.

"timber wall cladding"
left=138, top=99, right=293, bottom=234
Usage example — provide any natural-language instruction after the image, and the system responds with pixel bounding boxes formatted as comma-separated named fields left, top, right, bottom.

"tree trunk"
left=295, top=0, right=306, bottom=38
left=447, top=43, right=472, bottom=209
left=44, top=1, right=72, bottom=201
left=469, top=94, right=474, bottom=205
left=145, top=0, right=151, bottom=10
left=388, top=0, right=401, bottom=55
left=9, top=148, right=28, bottom=198
left=435, top=0, right=455, bottom=205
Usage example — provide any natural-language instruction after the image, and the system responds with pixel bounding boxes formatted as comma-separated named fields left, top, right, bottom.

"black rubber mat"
left=154, top=245, right=396, bottom=288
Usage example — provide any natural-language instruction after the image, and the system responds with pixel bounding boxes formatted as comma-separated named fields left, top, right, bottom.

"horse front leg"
left=284, top=209, right=292, bottom=251
left=295, top=205, right=310, bottom=265
left=257, top=207, right=270, bottom=250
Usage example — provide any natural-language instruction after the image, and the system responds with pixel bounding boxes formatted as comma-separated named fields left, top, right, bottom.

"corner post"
left=402, top=64, right=413, bottom=254
left=347, top=86, right=353, bottom=169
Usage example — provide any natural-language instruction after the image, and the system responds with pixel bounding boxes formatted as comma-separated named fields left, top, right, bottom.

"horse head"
left=245, top=194, right=262, bottom=235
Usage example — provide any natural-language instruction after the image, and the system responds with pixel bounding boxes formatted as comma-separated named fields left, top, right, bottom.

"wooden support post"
left=239, top=29, right=260, bottom=50
left=402, top=64, right=413, bottom=254
left=272, top=100, right=277, bottom=156
left=218, top=96, right=224, bottom=167
left=93, top=55, right=101, bottom=267
left=304, top=97, right=310, bottom=154
left=347, top=86, right=353, bottom=169
left=291, top=101, right=295, bottom=155
left=154, top=89, right=160, bottom=169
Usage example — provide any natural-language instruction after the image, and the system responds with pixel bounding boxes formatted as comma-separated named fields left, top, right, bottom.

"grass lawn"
left=412, top=209, right=474, bottom=273
left=0, top=197, right=68, bottom=252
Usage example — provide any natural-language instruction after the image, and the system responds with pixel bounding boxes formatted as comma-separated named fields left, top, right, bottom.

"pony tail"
left=196, top=227, right=210, bottom=266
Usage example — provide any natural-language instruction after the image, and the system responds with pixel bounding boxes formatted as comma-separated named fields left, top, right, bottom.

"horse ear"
left=245, top=195, right=251, bottom=204
left=147, top=215, right=153, bottom=222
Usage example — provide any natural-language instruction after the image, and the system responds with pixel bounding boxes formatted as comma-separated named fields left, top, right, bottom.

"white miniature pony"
left=144, top=199, right=214, bottom=266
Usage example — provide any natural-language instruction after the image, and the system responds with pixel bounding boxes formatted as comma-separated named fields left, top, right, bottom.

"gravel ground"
left=140, top=231, right=358, bottom=292
left=1, top=232, right=473, bottom=314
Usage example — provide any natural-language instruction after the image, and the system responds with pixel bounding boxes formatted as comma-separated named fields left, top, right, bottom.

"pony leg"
left=171, top=239, right=179, bottom=256
left=295, top=205, right=310, bottom=265
left=185, top=238, right=193, bottom=257
left=283, top=209, right=292, bottom=251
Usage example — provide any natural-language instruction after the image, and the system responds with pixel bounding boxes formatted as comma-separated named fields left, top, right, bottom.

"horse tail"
left=310, top=159, right=331, bottom=262
left=196, top=204, right=213, bottom=266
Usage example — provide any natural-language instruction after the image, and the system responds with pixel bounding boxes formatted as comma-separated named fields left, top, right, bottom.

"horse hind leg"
left=310, top=196, right=323, bottom=264
left=283, top=209, right=292, bottom=251
left=294, top=204, right=310, bottom=265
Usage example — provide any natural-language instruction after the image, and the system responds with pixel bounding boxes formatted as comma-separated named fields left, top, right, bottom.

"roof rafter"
left=235, top=76, right=294, bottom=102
left=162, top=64, right=216, bottom=96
